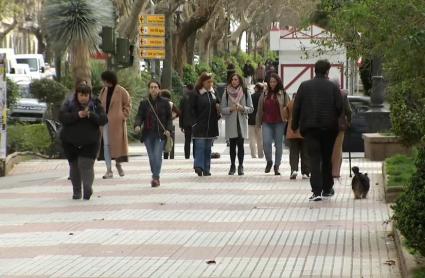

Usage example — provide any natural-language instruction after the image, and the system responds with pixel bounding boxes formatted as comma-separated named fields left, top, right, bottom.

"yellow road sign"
left=140, top=36, right=165, bottom=48
left=140, top=25, right=165, bottom=37
left=140, top=48, right=166, bottom=60
left=140, top=14, right=165, bottom=25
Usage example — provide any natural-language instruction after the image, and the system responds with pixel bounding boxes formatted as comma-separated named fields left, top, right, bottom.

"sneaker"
left=228, top=165, right=236, bottom=175
left=238, top=165, right=244, bottom=176
left=116, top=164, right=125, bottom=177
left=290, top=171, right=298, bottom=180
left=309, top=193, right=322, bottom=201
left=274, top=165, right=281, bottom=176
left=265, top=161, right=273, bottom=173
left=322, top=188, right=335, bottom=198
left=302, top=173, right=310, bottom=179
left=194, top=167, right=203, bottom=177
left=203, top=171, right=211, bottom=176
left=102, top=170, right=113, bottom=179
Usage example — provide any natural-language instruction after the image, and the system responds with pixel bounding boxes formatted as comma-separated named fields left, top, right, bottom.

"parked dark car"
left=343, top=96, right=371, bottom=153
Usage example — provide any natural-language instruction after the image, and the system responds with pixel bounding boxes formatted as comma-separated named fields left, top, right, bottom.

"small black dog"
left=351, top=166, right=370, bottom=199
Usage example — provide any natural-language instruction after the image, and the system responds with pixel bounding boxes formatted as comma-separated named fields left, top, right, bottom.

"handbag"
left=147, top=99, right=174, bottom=153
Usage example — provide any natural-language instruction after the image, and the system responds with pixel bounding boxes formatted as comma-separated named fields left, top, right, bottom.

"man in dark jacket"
left=292, top=59, right=343, bottom=201
left=179, top=84, right=194, bottom=159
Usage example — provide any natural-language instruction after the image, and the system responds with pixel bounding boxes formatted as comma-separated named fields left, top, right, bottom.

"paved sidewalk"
left=0, top=144, right=400, bottom=277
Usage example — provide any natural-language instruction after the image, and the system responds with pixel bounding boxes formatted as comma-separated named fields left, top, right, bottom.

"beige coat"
left=255, top=89, right=290, bottom=128
left=286, top=99, right=303, bottom=139
left=99, top=85, right=131, bottom=162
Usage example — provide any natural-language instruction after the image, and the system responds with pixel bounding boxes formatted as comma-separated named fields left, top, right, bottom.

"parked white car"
left=9, top=80, right=47, bottom=123
left=15, top=54, right=47, bottom=80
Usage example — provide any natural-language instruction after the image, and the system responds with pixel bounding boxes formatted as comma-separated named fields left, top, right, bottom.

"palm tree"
left=43, top=0, right=114, bottom=86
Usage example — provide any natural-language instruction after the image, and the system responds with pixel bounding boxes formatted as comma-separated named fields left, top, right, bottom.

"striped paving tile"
left=0, top=145, right=400, bottom=277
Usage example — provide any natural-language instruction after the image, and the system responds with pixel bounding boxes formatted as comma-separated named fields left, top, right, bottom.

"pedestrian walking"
left=330, top=79, right=352, bottom=178
left=134, top=81, right=172, bottom=187
left=160, top=89, right=181, bottom=159
left=255, top=63, right=266, bottom=83
left=243, top=62, right=255, bottom=85
left=292, top=60, right=343, bottom=201
left=59, top=84, right=108, bottom=200
left=286, top=93, right=310, bottom=180
left=99, top=71, right=131, bottom=179
left=248, top=83, right=264, bottom=158
left=221, top=73, right=254, bottom=176
left=179, top=84, right=195, bottom=159
left=256, top=73, right=290, bottom=175
left=191, top=72, right=220, bottom=177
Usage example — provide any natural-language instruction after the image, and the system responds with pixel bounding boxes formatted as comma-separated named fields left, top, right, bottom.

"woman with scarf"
left=134, top=81, right=172, bottom=187
left=256, top=73, right=290, bottom=175
left=59, top=84, right=108, bottom=200
left=221, top=73, right=254, bottom=175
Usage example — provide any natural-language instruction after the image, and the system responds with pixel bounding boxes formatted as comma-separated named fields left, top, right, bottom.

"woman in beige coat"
left=99, top=71, right=131, bottom=179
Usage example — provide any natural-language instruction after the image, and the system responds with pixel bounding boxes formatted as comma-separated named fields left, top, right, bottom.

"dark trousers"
left=229, top=137, right=244, bottom=166
left=69, top=157, right=95, bottom=198
left=303, top=129, right=338, bottom=195
left=289, top=139, right=309, bottom=174
left=183, top=127, right=193, bottom=159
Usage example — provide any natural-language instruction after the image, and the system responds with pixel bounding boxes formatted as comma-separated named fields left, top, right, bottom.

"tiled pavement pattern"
left=0, top=144, right=400, bottom=277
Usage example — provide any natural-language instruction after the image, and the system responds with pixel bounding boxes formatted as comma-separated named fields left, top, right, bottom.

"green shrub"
left=393, top=147, right=425, bottom=257
left=59, top=74, right=74, bottom=90
left=182, top=64, right=198, bottom=86
left=6, top=78, right=20, bottom=108
left=171, top=70, right=184, bottom=105
left=414, top=268, right=425, bottom=278
left=117, top=69, right=150, bottom=141
left=30, top=79, right=69, bottom=105
left=91, top=60, right=107, bottom=96
left=7, top=123, right=51, bottom=155
left=195, top=63, right=211, bottom=76
left=211, top=56, right=227, bottom=83
left=386, top=152, right=417, bottom=187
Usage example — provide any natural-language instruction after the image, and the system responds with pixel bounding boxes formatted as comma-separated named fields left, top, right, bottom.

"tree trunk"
left=54, top=51, right=62, bottom=81
left=117, top=0, right=148, bottom=40
left=70, top=40, right=91, bottom=87
left=161, top=12, right=173, bottom=89
left=186, top=32, right=196, bottom=65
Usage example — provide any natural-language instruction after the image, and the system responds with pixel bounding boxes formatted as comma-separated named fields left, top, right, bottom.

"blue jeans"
left=193, top=138, right=213, bottom=173
left=144, top=134, right=165, bottom=179
left=103, top=124, right=112, bottom=170
left=262, top=122, right=285, bottom=167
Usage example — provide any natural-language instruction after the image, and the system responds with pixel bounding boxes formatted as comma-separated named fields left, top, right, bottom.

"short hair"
left=195, top=72, right=213, bottom=90
left=185, top=84, right=194, bottom=90
left=315, top=59, right=331, bottom=75
left=75, top=84, right=92, bottom=95
left=101, top=71, right=118, bottom=86
left=160, top=89, right=171, bottom=99
left=148, top=80, right=161, bottom=89
left=267, top=73, right=284, bottom=93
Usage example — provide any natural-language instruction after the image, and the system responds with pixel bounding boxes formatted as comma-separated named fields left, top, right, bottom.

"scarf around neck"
left=227, top=85, right=244, bottom=104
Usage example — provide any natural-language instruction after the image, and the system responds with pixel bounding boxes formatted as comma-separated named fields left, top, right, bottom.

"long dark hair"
left=195, top=72, right=213, bottom=90
left=227, top=73, right=246, bottom=91
left=267, top=73, right=284, bottom=94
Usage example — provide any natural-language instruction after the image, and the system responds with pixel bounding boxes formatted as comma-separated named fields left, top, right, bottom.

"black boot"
left=238, top=165, right=244, bottom=176
left=228, top=164, right=236, bottom=175
left=265, top=161, right=273, bottom=173
left=274, top=165, right=281, bottom=176
left=194, top=167, right=203, bottom=177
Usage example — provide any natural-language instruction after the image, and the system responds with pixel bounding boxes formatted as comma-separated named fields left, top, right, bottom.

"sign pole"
left=0, top=53, right=7, bottom=161
left=150, top=0, right=156, bottom=80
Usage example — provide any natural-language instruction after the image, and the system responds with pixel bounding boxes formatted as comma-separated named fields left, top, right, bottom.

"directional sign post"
left=139, top=14, right=165, bottom=63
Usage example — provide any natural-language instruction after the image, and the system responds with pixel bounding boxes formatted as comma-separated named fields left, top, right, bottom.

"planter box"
left=0, top=152, right=49, bottom=177
left=382, top=163, right=404, bottom=203
left=363, top=133, right=412, bottom=161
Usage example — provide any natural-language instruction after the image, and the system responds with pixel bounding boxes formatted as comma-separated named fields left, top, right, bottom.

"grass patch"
left=414, top=268, right=425, bottom=278
left=7, top=123, right=52, bottom=156
left=385, top=153, right=417, bottom=187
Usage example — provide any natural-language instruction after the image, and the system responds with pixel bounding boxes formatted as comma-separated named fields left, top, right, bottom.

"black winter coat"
left=179, top=91, right=194, bottom=129
left=291, top=75, right=343, bottom=135
left=134, top=96, right=172, bottom=141
left=190, top=89, right=220, bottom=138
left=59, top=98, right=108, bottom=147
left=248, top=91, right=262, bottom=126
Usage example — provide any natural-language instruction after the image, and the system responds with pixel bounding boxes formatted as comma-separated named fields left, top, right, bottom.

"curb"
left=382, top=162, right=404, bottom=203
left=0, top=152, right=49, bottom=177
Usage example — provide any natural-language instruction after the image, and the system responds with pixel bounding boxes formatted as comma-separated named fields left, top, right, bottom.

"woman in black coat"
left=59, top=84, right=108, bottom=200
left=190, top=72, right=220, bottom=176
